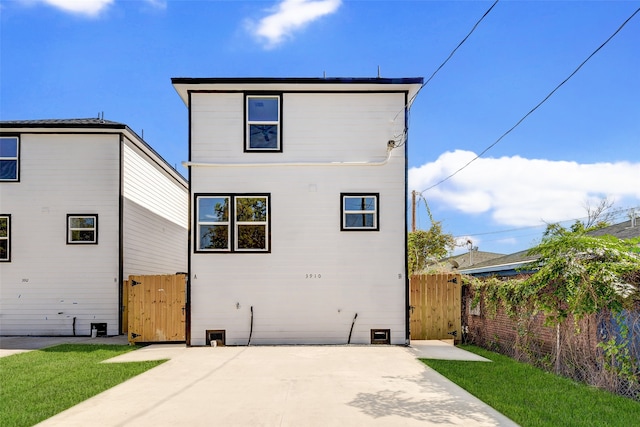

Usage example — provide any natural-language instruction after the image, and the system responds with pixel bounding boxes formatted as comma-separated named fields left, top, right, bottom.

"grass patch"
left=421, top=345, right=640, bottom=427
left=0, top=344, right=165, bottom=427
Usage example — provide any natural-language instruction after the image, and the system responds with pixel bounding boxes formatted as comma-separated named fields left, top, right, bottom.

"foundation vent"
left=370, top=329, right=390, bottom=345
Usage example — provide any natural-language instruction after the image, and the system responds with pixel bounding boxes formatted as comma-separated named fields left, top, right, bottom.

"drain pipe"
left=247, top=306, right=254, bottom=346
left=347, top=313, right=358, bottom=344
left=72, top=317, right=76, bottom=336
left=183, top=144, right=395, bottom=169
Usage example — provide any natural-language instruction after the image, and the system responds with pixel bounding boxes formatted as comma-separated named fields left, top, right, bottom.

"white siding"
left=122, top=140, right=188, bottom=277
left=0, top=134, right=120, bottom=336
left=189, top=90, right=409, bottom=345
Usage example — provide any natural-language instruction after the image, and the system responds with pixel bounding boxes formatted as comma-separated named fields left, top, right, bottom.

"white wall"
left=122, top=140, right=188, bottom=278
left=0, top=133, right=120, bottom=336
left=189, top=90, right=409, bottom=345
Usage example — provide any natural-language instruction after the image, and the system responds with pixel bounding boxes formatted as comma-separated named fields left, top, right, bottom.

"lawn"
left=421, top=345, right=640, bottom=427
left=0, top=344, right=165, bottom=427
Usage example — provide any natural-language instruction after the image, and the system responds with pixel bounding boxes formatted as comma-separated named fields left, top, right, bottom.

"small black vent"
left=206, top=330, right=226, bottom=347
left=370, top=329, right=390, bottom=345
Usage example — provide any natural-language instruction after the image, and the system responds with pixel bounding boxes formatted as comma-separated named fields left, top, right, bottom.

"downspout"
left=182, top=143, right=396, bottom=168
left=118, top=134, right=125, bottom=336
left=403, top=92, right=411, bottom=346
left=185, top=91, right=193, bottom=347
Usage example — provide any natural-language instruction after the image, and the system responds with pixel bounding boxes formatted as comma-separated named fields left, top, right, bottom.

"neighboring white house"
left=172, top=77, right=424, bottom=346
left=0, top=119, right=188, bottom=336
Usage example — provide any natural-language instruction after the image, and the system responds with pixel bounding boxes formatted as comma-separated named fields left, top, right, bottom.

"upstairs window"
left=341, top=193, right=379, bottom=231
left=196, top=194, right=270, bottom=252
left=0, top=215, right=10, bottom=262
left=0, top=136, right=19, bottom=181
left=67, top=215, right=98, bottom=244
left=246, top=95, right=281, bottom=152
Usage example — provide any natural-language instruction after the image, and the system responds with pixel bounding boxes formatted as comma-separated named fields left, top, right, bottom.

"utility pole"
left=411, top=190, right=416, bottom=232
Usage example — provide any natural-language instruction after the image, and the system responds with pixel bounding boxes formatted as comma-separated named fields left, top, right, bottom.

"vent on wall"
left=206, top=330, right=225, bottom=347
left=91, top=323, right=107, bottom=337
left=370, top=329, right=391, bottom=345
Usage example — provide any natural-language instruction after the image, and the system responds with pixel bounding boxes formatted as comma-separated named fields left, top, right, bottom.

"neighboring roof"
left=586, top=219, right=640, bottom=240
left=435, top=251, right=505, bottom=271
left=0, top=118, right=127, bottom=129
left=0, top=118, right=187, bottom=186
left=459, top=218, right=640, bottom=277
left=458, top=250, right=539, bottom=277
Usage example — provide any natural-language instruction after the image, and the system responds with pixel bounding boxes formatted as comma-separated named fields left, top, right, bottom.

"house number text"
left=305, top=274, right=322, bottom=279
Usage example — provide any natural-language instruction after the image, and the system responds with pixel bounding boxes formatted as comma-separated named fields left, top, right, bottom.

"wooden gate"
left=410, top=273, right=461, bottom=341
left=126, top=274, right=186, bottom=344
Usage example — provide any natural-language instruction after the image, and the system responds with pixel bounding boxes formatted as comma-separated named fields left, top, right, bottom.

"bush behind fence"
left=463, top=285, right=640, bottom=401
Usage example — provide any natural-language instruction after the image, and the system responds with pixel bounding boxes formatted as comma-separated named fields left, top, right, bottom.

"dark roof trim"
left=0, top=118, right=127, bottom=129
left=171, top=77, right=424, bottom=85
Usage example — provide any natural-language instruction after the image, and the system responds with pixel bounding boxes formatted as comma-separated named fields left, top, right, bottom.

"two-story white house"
left=0, top=119, right=188, bottom=336
left=172, top=77, right=423, bottom=346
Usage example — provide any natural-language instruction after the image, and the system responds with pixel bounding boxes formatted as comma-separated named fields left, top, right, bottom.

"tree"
left=583, top=197, right=615, bottom=229
left=408, top=197, right=455, bottom=275
left=523, top=233, right=640, bottom=323
left=543, top=197, right=613, bottom=237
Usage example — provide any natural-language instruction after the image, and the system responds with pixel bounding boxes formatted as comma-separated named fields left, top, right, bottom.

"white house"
left=0, top=118, right=188, bottom=336
left=172, top=77, right=424, bottom=346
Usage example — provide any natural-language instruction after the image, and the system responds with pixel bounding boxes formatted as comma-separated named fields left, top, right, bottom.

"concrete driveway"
left=8, top=339, right=519, bottom=427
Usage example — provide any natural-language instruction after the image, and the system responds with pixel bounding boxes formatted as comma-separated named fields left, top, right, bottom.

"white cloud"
left=24, top=0, right=164, bottom=16
left=250, top=0, right=342, bottom=49
left=35, top=0, right=114, bottom=17
left=144, top=0, right=166, bottom=10
left=409, top=150, right=640, bottom=227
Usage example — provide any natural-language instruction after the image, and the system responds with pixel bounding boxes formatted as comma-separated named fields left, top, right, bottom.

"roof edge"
left=171, top=77, right=424, bottom=85
left=0, top=119, right=127, bottom=130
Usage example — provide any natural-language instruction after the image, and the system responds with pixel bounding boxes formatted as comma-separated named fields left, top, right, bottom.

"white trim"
left=458, top=261, right=533, bottom=275
left=183, top=148, right=394, bottom=168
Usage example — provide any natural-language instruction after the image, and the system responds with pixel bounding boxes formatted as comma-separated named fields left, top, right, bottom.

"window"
left=245, top=95, right=281, bottom=152
left=0, top=215, right=10, bottom=262
left=341, top=193, right=379, bottom=231
left=0, top=136, right=19, bottom=181
left=196, top=194, right=270, bottom=252
left=67, top=215, right=98, bottom=244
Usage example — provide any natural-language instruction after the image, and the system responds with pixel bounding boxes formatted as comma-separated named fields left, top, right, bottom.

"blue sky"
left=1, top=0, right=639, bottom=255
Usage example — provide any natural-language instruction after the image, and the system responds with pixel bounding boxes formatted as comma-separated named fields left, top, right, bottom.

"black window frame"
left=244, top=93, right=283, bottom=153
left=340, top=193, right=380, bottom=231
left=195, top=193, right=271, bottom=253
left=0, top=214, right=10, bottom=262
left=0, top=135, right=20, bottom=182
left=67, top=214, right=99, bottom=245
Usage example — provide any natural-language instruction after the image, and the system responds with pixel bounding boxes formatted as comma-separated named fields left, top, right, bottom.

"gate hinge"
left=131, top=280, right=141, bottom=286
left=131, top=332, right=140, bottom=339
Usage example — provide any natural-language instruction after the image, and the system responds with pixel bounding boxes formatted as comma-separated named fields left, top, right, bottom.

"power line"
left=451, top=205, right=640, bottom=239
left=392, top=0, right=499, bottom=145
left=419, top=6, right=640, bottom=195
left=408, top=0, right=499, bottom=109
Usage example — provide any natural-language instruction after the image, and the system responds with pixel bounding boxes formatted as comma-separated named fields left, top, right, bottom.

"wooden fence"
left=410, top=273, right=462, bottom=341
left=125, top=274, right=186, bottom=344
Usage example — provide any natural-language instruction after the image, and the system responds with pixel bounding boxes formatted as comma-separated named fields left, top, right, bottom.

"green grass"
left=421, top=345, right=640, bottom=427
left=0, top=344, right=165, bottom=427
